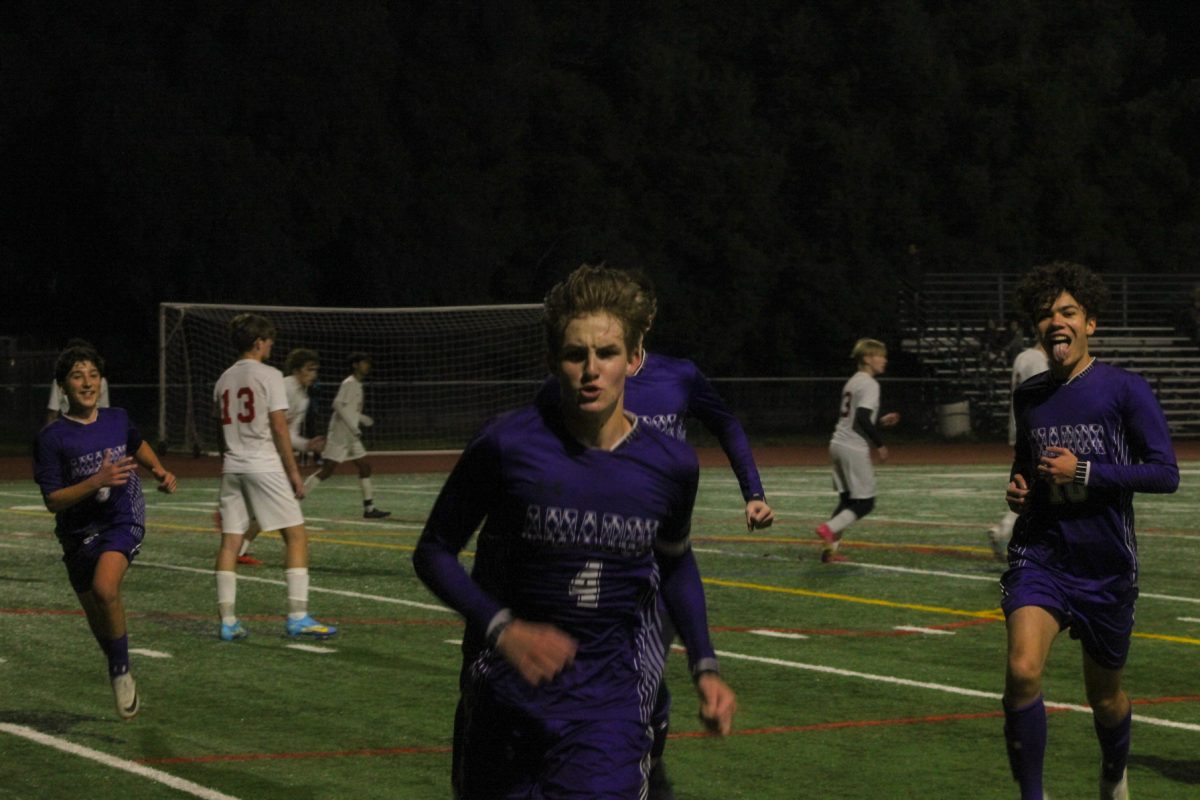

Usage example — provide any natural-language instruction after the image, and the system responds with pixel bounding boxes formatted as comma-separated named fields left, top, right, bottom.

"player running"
left=1001, top=262, right=1178, bottom=800
left=303, top=352, right=390, bottom=519
left=34, top=341, right=177, bottom=719
left=814, top=338, right=899, bottom=562
left=414, top=264, right=736, bottom=799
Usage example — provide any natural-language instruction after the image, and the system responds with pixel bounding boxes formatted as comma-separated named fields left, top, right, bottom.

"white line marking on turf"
left=445, top=639, right=463, bottom=645
left=10, top=505, right=48, bottom=511
left=286, top=644, right=337, bottom=654
left=1179, top=617, right=1200, bottom=624
left=1143, top=593, right=1200, bottom=605
left=845, top=562, right=996, bottom=583
left=0, top=723, right=242, bottom=800
left=135, top=561, right=454, bottom=613
left=894, top=626, right=955, bottom=636
left=701, top=648, right=1200, bottom=732
left=129, top=648, right=172, bottom=658
left=749, top=629, right=809, bottom=640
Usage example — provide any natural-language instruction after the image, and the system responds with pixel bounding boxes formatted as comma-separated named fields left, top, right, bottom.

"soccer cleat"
left=111, top=672, right=140, bottom=720
left=363, top=507, right=391, bottom=519
left=236, top=553, right=263, bottom=566
left=815, top=523, right=837, bottom=544
left=219, top=620, right=249, bottom=641
left=286, top=615, right=338, bottom=639
left=821, top=549, right=849, bottom=563
left=1100, top=767, right=1129, bottom=800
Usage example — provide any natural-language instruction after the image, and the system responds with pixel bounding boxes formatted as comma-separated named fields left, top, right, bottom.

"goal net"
left=159, top=302, right=546, bottom=455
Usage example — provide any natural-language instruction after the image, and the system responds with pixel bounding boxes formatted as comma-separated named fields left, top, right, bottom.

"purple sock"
left=102, top=634, right=130, bottom=678
left=1094, top=708, right=1132, bottom=783
left=1004, top=695, right=1046, bottom=799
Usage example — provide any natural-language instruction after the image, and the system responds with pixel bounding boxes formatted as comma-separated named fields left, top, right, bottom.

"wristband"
left=1073, top=460, right=1090, bottom=486
left=486, top=609, right=514, bottom=647
left=691, top=657, right=720, bottom=682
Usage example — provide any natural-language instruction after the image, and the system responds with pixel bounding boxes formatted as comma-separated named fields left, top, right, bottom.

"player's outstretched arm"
left=133, top=441, right=177, bottom=493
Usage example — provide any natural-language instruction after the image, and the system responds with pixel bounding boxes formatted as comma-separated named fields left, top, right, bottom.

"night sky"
left=3, top=1, right=1199, bottom=380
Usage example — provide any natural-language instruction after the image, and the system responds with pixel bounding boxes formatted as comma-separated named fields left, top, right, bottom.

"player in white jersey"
left=212, top=313, right=336, bottom=641
left=987, top=340, right=1049, bottom=559
left=814, top=338, right=900, bottom=562
left=46, top=338, right=110, bottom=424
left=232, top=348, right=327, bottom=566
left=303, top=352, right=390, bottom=519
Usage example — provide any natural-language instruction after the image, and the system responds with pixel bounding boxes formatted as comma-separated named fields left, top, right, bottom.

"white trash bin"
left=937, top=400, right=971, bottom=438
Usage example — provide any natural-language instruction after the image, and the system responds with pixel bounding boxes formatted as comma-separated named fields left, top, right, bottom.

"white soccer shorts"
left=829, top=441, right=877, bottom=499
left=219, top=471, right=304, bottom=534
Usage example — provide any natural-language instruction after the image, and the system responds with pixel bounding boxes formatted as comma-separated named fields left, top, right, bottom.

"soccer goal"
left=159, top=302, right=546, bottom=455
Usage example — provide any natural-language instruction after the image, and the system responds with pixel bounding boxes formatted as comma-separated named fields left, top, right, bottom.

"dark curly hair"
left=54, top=341, right=105, bottom=386
left=1015, top=261, right=1110, bottom=323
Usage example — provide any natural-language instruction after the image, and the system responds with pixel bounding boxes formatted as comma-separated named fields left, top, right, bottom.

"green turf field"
left=2, top=463, right=1198, bottom=799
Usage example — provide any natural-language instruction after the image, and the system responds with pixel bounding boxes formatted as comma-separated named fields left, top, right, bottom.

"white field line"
left=129, top=648, right=172, bottom=659
left=286, top=644, right=336, bottom=654
left=0, top=723, right=242, bottom=800
left=134, top=561, right=452, bottom=613
left=749, top=629, right=809, bottom=640
left=893, top=625, right=955, bottom=636
left=1178, top=617, right=1200, bottom=623
left=1141, top=593, right=1200, bottom=605
left=699, top=648, right=1200, bottom=733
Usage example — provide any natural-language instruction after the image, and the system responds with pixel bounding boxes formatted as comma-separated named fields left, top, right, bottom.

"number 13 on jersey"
left=220, top=388, right=256, bottom=424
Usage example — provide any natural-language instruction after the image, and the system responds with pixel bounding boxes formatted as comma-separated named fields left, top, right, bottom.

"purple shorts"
left=456, top=689, right=651, bottom=799
left=1001, top=564, right=1136, bottom=670
left=59, top=525, right=143, bottom=594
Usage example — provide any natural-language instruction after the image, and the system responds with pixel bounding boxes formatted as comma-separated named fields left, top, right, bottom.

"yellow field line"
left=702, top=577, right=1200, bottom=645
left=702, top=577, right=1001, bottom=619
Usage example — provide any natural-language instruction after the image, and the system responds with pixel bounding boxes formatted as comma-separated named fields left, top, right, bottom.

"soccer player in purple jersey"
left=532, top=268, right=771, bottom=798
left=1001, top=262, right=1178, bottom=800
left=34, top=342, right=178, bottom=720
left=414, top=264, right=736, bottom=799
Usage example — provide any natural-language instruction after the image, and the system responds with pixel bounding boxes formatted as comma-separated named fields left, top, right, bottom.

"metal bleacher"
left=899, top=273, right=1200, bottom=437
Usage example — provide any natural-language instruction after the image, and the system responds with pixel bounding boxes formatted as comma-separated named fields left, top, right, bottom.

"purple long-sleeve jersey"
left=412, top=401, right=713, bottom=724
left=537, top=351, right=766, bottom=501
left=1009, top=361, right=1178, bottom=591
left=33, top=408, right=146, bottom=539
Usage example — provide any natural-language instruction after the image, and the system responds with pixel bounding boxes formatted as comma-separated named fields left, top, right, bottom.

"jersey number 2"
left=569, top=560, right=603, bottom=609
left=220, top=388, right=256, bottom=424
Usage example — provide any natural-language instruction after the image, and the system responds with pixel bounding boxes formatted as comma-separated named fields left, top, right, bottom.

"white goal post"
left=158, top=302, right=546, bottom=455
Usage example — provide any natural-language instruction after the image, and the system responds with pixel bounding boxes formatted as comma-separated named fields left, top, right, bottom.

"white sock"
left=304, top=473, right=322, bottom=493
left=828, top=509, right=859, bottom=535
left=216, top=570, right=238, bottom=625
left=285, top=567, right=309, bottom=620
left=237, top=538, right=250, bottom=557
left=998, top=510, right=1018, bottom=539
left=360, top=477, right=374, bottom=506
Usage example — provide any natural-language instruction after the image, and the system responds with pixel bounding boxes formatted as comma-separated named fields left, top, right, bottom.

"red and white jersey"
left=830, top=371, right=879, bottom=451
left=214, top=359, right=289, bottom=473
left=284, top=374, right=311, bottom=451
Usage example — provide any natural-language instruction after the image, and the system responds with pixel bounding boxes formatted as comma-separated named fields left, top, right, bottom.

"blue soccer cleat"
left=219, top=620, right=249, bottom=641
left=286, top=615, right=337, bottom=639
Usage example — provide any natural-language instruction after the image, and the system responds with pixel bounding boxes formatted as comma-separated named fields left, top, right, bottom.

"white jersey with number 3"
left=830, top=371, right=880, bottom=451
left=214, top=359, right=289, bottom=473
